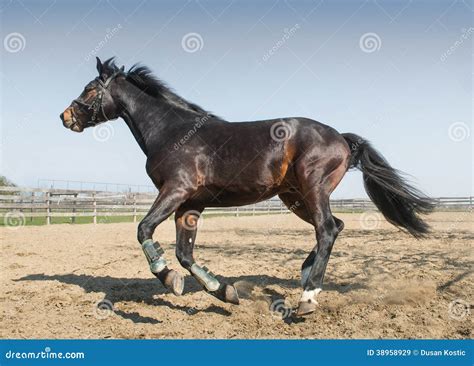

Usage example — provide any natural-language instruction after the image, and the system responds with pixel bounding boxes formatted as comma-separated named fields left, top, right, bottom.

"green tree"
left=0, top=176, right=16, bottom=187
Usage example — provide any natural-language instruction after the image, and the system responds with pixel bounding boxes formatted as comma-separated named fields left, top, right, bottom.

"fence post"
left=93, top=192, right=97, bottom=224
left=46, top=191, right=51, bottom=225
left=71, top=193, right=78, bottom=224
left=30, top=191, right=34, bottom=223
left=133, top=194, right=137, bottom=223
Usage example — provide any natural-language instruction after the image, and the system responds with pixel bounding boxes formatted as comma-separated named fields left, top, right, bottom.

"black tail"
left=342, top=133, right=435, bottom=238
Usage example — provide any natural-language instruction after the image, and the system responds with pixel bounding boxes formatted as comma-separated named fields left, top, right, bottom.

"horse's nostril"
left=60, top=113, right=64, bottom=121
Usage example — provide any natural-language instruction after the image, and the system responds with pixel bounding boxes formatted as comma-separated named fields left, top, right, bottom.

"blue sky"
left=0, top=0, right=472, bottom=197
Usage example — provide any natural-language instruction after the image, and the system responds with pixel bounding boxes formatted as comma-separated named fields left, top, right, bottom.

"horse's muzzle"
left=61, top=108, right=84, bottom=132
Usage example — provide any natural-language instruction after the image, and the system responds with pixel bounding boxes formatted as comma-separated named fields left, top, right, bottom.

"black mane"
left=102, top=58, right=215, bottom=117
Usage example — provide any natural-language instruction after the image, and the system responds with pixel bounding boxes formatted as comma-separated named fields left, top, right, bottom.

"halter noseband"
left=73, top=71, right=121, bottom=123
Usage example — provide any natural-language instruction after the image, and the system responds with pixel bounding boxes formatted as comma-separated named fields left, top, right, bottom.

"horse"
left=60, top=57, right=434, bottom=316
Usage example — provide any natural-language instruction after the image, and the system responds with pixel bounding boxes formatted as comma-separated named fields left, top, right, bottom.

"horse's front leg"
left=174, top=206, right=239, bottom=304
left=138, top=187, right=189, bottom=296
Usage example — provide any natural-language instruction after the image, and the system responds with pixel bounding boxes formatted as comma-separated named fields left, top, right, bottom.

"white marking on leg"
left=300, top=288, right=322, bottom=304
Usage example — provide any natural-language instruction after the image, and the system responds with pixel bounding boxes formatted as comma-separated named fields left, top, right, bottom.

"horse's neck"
left=115, top=82, right=173, bottom=156
left=121, top=109, right=151, bottom=155
left=114, top=79, right=215, bottom=156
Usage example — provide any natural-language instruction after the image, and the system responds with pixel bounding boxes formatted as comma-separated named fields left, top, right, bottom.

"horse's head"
left=60, top=57, right=123, bottom=132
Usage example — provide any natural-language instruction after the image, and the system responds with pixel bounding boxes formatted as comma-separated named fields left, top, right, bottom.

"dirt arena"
left=1, top=212, right=472, bottom=339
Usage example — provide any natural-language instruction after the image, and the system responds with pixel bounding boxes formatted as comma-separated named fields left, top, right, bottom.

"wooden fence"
left=0, top=186, right=472, bottom=225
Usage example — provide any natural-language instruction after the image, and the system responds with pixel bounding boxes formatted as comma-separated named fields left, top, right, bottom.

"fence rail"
left=0, top=186, right=472, bottom=225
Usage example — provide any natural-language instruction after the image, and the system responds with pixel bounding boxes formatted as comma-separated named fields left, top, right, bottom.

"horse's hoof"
left=224, top=284, right=240, bottom=305
left=163, top=270, right=184, bottom=296
left=296, top=301, right=317, bottom=316
left=210, top=284, right=240, bottom=304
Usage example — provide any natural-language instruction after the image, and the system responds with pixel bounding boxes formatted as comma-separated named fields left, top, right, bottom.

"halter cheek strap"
left=73, top=71, right=121, bottom=123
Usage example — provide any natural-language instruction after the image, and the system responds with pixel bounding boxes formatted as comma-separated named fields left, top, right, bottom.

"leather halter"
left=73, top=71, right=121, bottom=123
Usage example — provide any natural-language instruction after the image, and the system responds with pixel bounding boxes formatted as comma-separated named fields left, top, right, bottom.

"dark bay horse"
left=60, top=57, right=433, bottom=316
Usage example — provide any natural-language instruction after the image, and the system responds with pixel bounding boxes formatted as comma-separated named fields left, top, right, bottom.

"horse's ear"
left=120, top=65, right=125, bottom=72
left=96, top=57, right=103, bottom=75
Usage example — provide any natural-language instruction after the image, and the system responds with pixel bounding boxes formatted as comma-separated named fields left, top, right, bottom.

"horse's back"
left=210, top=116, right=345, bottom=149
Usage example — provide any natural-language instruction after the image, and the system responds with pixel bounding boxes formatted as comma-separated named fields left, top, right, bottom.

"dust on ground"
left=1, top=212, right=472, bottom=339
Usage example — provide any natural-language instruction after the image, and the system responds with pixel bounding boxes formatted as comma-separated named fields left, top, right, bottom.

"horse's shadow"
left=15, top=272, right=366, bottom=324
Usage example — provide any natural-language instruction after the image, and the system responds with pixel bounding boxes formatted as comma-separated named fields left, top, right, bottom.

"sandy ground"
left=1, top=212, right=472, bottom=339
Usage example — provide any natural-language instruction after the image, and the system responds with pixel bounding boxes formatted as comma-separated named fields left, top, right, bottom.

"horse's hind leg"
left=294, top=146, right=349, bottom=315
left=279, top=191, right=344, bottom=229
left=137, top=188, right=188, bottom=296
left=279, top=191, right=344, bottom=287
left=295, top=191, right=340, bottom=316
left=174, top=206, right=239, bottom=304
left=300, top=215, right=344, bottom=286
left=279, top=191, right=313, bottom=225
